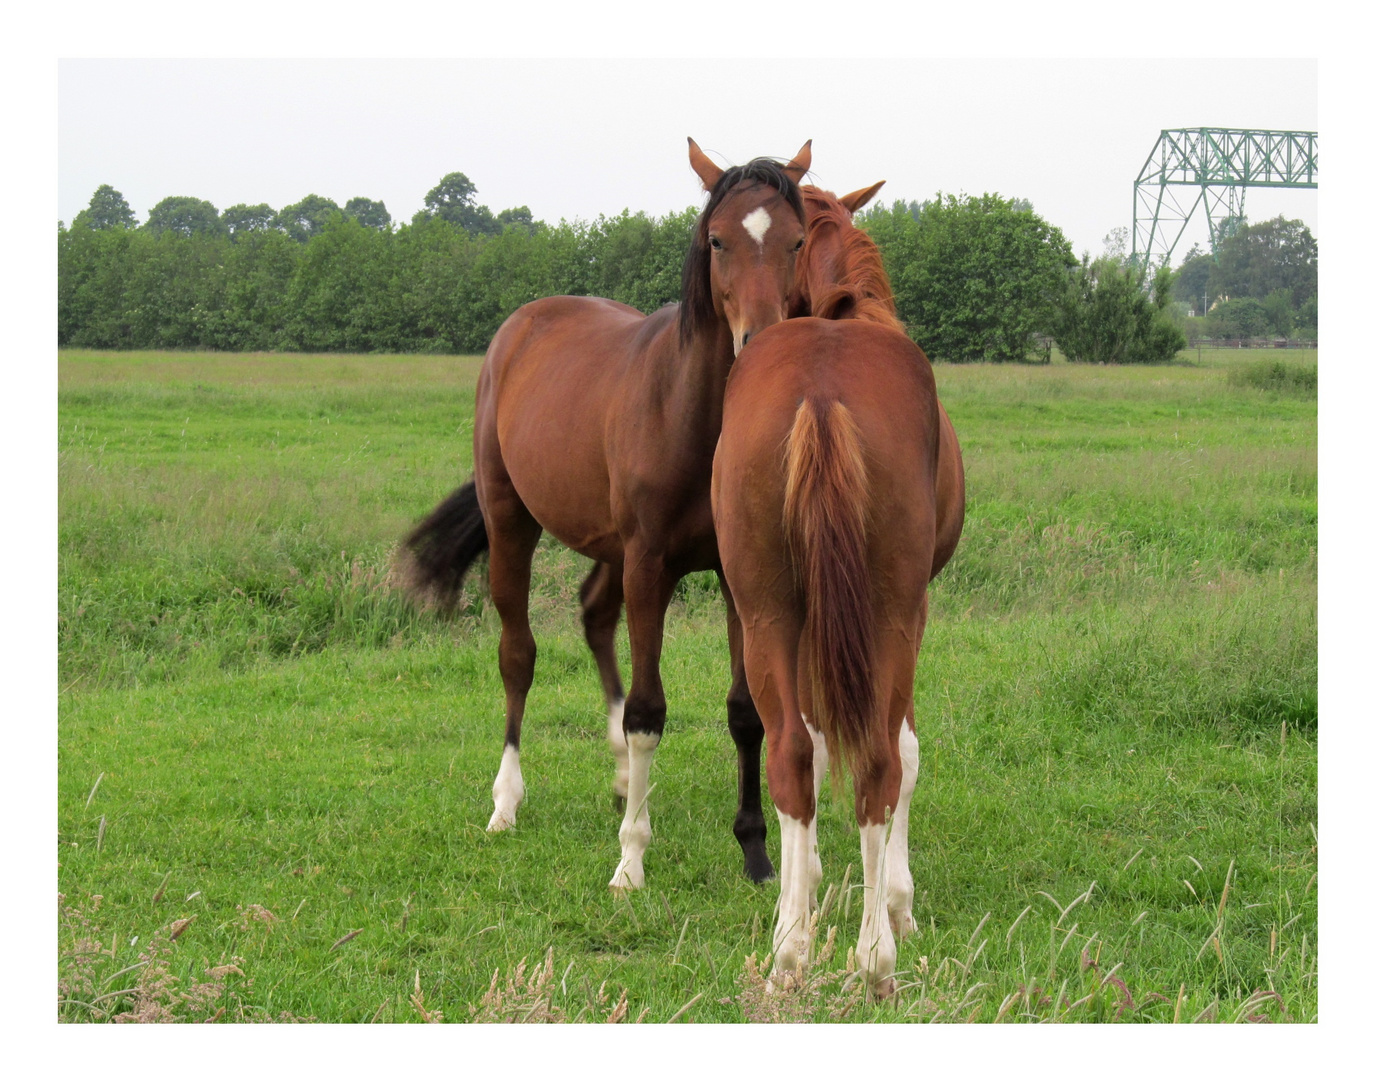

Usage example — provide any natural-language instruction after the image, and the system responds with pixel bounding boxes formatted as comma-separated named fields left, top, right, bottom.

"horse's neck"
left=648, top=317, right=735, bottom=447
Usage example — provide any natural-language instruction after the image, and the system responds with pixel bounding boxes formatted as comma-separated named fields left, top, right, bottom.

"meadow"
left=57, top=346, right=1317, bottom=1023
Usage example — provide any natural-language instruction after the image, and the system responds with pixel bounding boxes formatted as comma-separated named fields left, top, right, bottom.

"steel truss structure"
left=1131, top=128, right=1317, bottom=269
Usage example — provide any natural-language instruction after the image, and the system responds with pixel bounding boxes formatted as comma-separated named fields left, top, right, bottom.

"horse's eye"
left=794, top=238, right=805, bottom=252
left=709, top=236, right=723, bottom=251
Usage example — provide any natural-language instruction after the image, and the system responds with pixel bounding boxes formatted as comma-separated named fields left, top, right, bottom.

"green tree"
left=59, top=221, right=146, bottom=346
left=391, top=214, right=482, bottom=350
left=1055, top=259, right=1185, bottom=364
left=72, top=184, right=137, bottom=230
left=1171, top=243, right=1215, bottom=310
left=343, top=197, right=392, bottom=230
left=585, top=210, right=655, bottom=305
left=862, top=192, right=1076, bottom=363
left=221, top=203, right=277, bottom=239
left=124, top=231, right=230, bottom=346
left=1207, top=296, right=1269, bottom=338
left=207, top=229, right=300, bottom=349
left=1261, top=288, right=1295, bottom=336
left=420, top=172, right=500, bottom=236
left=276, top=194, right=342, bottom=242
left=497, top=206, right=537, bottom=234
left=144, top=196, right=225, bottom=238
left=1296, top=294, right=1318, bottom=334
left=282, top=216, right=397, bottom=351
left=1208, top=215, right=1317, bottom=308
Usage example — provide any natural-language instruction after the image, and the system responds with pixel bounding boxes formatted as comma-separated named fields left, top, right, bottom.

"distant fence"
left=1189, top=338, right=1318, bottom=350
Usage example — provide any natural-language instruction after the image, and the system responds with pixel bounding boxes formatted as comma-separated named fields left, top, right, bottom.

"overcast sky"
left=59, top=58, right=1317, bottom=262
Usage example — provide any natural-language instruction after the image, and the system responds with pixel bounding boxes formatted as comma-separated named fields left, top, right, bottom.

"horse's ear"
left=783, top=139, right=813, bottom=182
left=839, top=180, right=886, bottom=214
left=688, top=138, right=725, bottom=192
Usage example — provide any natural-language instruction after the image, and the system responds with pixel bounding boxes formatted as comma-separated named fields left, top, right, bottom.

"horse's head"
left=792, top=182, right=887, bottom=316
left=792, top=182, right=903, bottom=330
left=681, top=139, right=812, bottom=356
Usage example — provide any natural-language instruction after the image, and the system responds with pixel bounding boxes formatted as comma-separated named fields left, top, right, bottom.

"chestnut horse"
left=711, top=185, right=965, bottom=995
left=402, top=139, right=811, bottom=890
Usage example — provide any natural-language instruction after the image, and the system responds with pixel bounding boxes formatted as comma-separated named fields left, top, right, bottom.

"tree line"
left=60, top=177, right=694, bottom=354
left=59, top=175, right=1317, bottom=363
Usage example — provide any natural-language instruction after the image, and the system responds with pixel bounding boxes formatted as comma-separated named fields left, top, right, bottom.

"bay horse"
left=401, top=139, right=812, bottom=890
left=711, top=185, right=965, bottom=995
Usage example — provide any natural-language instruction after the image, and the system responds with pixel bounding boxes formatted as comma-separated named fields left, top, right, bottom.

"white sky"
left=59, top=58, right=1317, bottom=262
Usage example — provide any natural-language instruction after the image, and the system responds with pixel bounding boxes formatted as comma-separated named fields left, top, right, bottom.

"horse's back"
left=724, top=318, right=939, bottom=507
left=484, top=295, right=647, bottom=403
left=717, top=318, right=940, bottom=615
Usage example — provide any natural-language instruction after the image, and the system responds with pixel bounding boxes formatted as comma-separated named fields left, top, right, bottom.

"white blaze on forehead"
left=742, top=206, right=772, bottom=248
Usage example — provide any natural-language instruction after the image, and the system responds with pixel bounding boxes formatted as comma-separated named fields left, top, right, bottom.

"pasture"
left=57, top=347, right=1317, bottom=1023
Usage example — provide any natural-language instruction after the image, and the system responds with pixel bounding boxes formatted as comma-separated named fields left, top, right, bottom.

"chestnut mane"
left=799, top=186, right=905, bottom=334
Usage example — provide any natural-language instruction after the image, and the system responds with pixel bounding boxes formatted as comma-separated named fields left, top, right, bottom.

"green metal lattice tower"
left=1132, top=127, right=1317, bottom=269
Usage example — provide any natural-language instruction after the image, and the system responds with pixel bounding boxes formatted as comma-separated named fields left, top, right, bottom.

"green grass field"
left=57, top=346, right=1317, bottom=1023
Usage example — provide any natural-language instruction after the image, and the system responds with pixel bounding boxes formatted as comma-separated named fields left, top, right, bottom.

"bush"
left=1227, top=359, right=1317, bottom=394
left=1206, top=296, right=1269, bottom=339
left=1054, top=261, right=1186, bottom=364
left=861, top=193, right=1075, bottom=363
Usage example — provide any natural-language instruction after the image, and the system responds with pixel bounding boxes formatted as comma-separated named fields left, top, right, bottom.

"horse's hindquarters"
left=477, top=296, right=648, bottom=563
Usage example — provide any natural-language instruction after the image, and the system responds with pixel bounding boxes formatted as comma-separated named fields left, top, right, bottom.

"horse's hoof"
left=609, top=860, right=644, bottom=892
left=745, top=854, right=776, bottom=884
left=486, top=809, right=517, bottom=832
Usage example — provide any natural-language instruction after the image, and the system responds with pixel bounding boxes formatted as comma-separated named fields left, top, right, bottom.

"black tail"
left=396, top=480, right=489, bottom=614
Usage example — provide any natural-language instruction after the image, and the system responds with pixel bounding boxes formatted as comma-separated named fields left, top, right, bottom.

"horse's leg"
left=884, top=714, right=919, bottom=939
left=579, top=561, right=628, bottom=806
left=799, top=710, right=827, bottom=893
left=884, top=596, right=926, bottom=939
left=853, top=709, right=904, bottom=997
left=483, top=495, right=544, bottom=833
left=745, top=625, right=817, bottom=978
left=718, top=571, right=774, bottom=883
left=608, top=547, right=676, bottom=891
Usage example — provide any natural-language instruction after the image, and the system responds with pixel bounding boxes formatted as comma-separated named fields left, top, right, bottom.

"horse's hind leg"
left=884, top=597, right=926, bottom=938
left=741, top=621, right=818, bottom=978
left=719, top=571, right=774, bottom=883
left=853, top=752, right=901, bottom=997
left=483, top=491, right=544, bottom=833
left=884, top=713, right=919, bottom=939
left=579, top=561, right=627, bottom=805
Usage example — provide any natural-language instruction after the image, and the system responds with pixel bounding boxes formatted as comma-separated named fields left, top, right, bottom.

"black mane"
left=679, top=158, right=805, bottom=349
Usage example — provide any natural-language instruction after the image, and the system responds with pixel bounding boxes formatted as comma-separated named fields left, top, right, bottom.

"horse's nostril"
left=741, top=332, right=751, bottom=348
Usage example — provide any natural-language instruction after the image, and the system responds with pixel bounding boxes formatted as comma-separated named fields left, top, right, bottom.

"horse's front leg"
left=608, top=546, right=677, bottom=891
left=718, top=571, right=774, bottom=883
